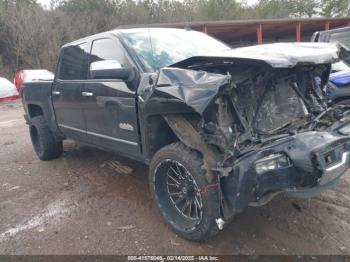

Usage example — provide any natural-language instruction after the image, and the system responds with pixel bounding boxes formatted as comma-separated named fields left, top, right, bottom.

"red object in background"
left=0, top=95, right=19, bottom=102
left=14, top=69, right=54, bottom=92
left=13, top=70, right=25, bottom=92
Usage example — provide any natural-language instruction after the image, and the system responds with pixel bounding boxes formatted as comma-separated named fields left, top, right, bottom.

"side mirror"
left=90, top=60, right=134, bottom=80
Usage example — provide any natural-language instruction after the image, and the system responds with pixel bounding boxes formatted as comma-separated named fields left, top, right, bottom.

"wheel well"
left=146, top=115, right=179, bottom=159
left=28, top=104, right=43, bottom=118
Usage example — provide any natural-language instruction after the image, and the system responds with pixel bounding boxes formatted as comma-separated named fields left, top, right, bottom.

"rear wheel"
left=149, top=142, right=220, bottom=241
left=30, top=116, right=63, bottom=160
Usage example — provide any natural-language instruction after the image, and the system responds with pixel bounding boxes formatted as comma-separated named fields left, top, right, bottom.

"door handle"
left=82, top=92, right=94, bottom=97
left=52, top=91, right=61, bottom=96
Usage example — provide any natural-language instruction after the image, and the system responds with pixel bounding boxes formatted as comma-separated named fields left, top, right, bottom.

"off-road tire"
left=29, top=116, right=63, bottom=161
left=149, top=142, right=220, bottom=241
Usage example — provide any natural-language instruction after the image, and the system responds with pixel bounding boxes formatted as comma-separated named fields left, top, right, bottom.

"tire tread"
left=149, top=142, right=220, bottom=241
left=30, top=116, right=63, bottom=161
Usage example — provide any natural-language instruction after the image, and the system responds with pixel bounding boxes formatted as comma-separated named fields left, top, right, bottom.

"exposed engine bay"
left=190, top=62, right=348, bottom=155
left=139, top=43, right=350, bottom=219
left=153, top=60, right=350, bottom=156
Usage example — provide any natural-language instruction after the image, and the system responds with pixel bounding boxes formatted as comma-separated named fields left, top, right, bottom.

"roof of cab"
left=61, top=28, right=186, bottom=48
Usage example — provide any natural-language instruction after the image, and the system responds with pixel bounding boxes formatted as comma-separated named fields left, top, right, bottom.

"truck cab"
left=52, top=36, right=143, bottom=161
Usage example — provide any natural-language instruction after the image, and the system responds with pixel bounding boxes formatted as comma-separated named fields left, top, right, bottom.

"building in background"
left=124, top=17, right=350, bottom=47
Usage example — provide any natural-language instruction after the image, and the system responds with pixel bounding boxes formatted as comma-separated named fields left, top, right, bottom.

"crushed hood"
left=171, top=42, right=341, bottom=68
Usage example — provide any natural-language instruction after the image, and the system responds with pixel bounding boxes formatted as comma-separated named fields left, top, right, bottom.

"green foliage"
left=59, top=0, right=117, bottom=14
left=320, top=0, right=350, bottom=17
left=253, top=0, right=293, bottom=19
left=292, top=0, right=319, bottom=17
left=195, top=0, right=241, bottom=20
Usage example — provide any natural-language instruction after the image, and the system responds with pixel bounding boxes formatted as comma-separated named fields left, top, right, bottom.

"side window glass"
left=59, top=43, right=89, bottom=80
left=90, top=39, right=129, bottom=70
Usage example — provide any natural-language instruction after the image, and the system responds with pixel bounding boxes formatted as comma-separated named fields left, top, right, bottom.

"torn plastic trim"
left=249, top=172, right=342, bottom=207
left=163, top=114, right=220, bottom=183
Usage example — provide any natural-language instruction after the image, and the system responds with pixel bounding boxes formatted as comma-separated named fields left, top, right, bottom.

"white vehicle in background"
left=0, top=77, right=19, bottom=102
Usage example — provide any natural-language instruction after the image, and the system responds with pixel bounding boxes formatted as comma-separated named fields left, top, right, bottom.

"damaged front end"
left=140, top=43, right=350, bottom=220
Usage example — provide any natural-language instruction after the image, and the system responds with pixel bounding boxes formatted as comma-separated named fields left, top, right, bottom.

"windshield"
left=122, top=28, right=230, bottom=70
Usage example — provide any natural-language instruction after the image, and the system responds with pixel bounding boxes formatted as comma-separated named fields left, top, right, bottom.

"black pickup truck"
left=21, top=28, right=350, bottom=241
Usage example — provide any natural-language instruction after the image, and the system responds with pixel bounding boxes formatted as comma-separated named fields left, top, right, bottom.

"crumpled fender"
left=141, top=67, right=230, bottom=116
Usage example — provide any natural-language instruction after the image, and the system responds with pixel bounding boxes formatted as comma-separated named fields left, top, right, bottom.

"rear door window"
left=59, top=43, right=89, bottom=80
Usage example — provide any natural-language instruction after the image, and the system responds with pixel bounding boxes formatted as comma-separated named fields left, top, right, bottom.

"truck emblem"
left=119, top=123, right=134, bottom=131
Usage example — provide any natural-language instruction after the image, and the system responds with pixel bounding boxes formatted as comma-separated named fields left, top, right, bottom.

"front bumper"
left=221, top=131, right=350, bottom=214
left=284, top=151, right=349, bottom=198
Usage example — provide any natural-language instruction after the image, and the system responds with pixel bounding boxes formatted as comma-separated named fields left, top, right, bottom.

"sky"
left=37, top=0, right=52, bottom=9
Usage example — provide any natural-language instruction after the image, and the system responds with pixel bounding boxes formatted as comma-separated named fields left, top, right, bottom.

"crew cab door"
left=52, top=43, right=89, bottom=141
left=81, top=37, right=141, bottom=158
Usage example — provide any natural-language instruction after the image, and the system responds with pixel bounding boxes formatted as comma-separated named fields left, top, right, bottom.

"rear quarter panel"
left=21, top=80, right=62, bottom=138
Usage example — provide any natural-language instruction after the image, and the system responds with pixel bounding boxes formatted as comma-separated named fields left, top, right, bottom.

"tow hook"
left=215, top=218, right=225, bottom=230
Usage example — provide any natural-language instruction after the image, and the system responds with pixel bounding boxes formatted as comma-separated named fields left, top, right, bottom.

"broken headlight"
left=255, top=153, right=292, bottom=175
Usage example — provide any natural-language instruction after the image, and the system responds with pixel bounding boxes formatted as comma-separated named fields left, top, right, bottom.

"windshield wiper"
left=259, top=133, right=291, bottom=145
left=262, top=117, right=307, bottom=135
left=187, top=61, right=235, bottom=70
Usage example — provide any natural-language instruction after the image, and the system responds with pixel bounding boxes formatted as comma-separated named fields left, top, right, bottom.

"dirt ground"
left=0, top=100, right=350, bottom=255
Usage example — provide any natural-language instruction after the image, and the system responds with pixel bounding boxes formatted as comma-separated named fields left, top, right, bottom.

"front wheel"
left=149, top=142, right=220, bottom=241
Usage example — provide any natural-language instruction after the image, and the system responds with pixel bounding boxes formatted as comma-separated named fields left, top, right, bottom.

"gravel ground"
left=0, top=100, right=350, bottom=255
